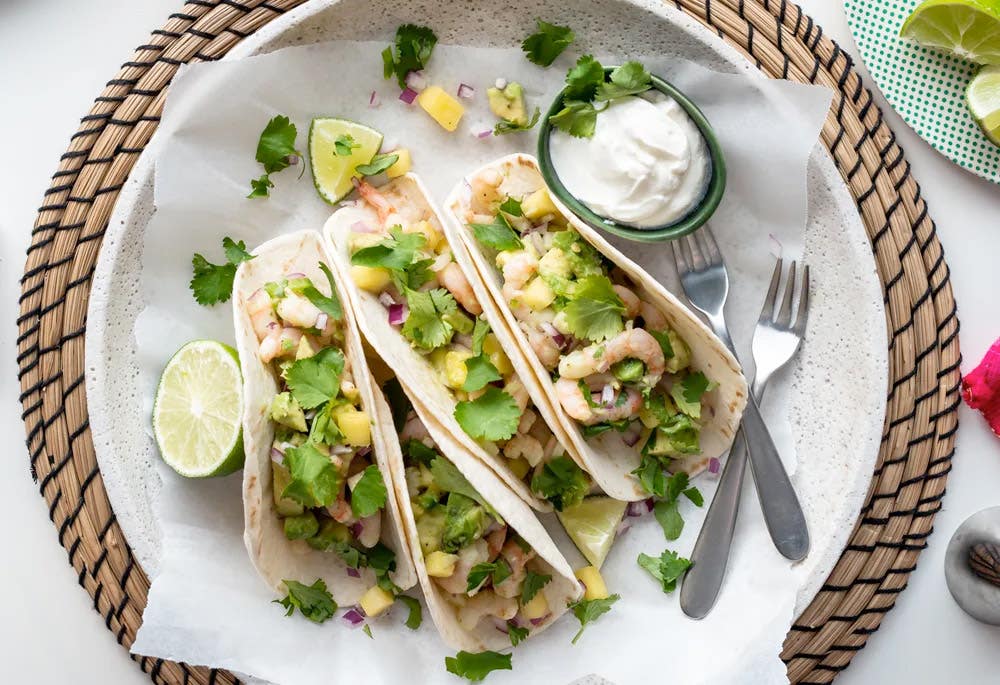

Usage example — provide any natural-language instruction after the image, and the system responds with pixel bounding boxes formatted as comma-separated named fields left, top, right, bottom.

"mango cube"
left=359, top=585, right=395, bottom=617
left=386, top=148, right=412, bottom=178
left=336, top=410, right=372, bottom=447
left=521, top=278, right=556, bottom=311
left=521, top=589, right=549, bottom=620
left=575, top=566, right=609, bottom=600
left=418, top=86, right=465, bottom=131
left=295, top=336, right=318, bottom=360
left=403, top=219, right=441, bottom=250
left=522, top=188, right=559, bottom=221
left=444, top=350, right=473, bottom=389
left=482, top=334, right=513, bottom=376
left=425, top=550, right=459, bottom=577
left=351, top=265, right=392, bottom=293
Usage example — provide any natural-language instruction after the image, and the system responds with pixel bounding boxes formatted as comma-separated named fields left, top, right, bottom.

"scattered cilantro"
left=548, top=99, right=598, bottom=138
left=404, top=439, right=439, bottom=467
left=494, top=107, right=541, bottom=135
left=462, top=354, right=502, bottom=392
left=351, top=226, right=426, bottom=273
left=568, top=594, right=620, bottom=645
left=403, top=288, right=457, bottom=349
left=444, top=650, right=512, bottom=682
left=248, top=174, right=274, bottom=198
left=637, top=549, right=691, bottom=593
left=362, top=624, right=374, bottom=639
left=470, top=213, right=523, bottom=251
left=563, top=55, right=605, bottom=101
left=454, top=386, right=521, bottom=441
left=275, top=579, right=336, bottom=623
left=367, top=542, right=400, bottom=594
left=189, top=237, right=254, bottom=306
left=397, top=595, right=423, bottom=630
left=470, top=318, right=491, bottom=356
left=562, top=275, right=625, bottom=342
left=507, top=622, right=529, bottom=646
left=350, top=464, right=388, bottom=518
left=282, top=442, right=341, bottom=508
left=499, top=197, right=523, bottom=217
left=466, top=558, right=513, bottom=592
left=580, top=419, right=632, bottom=439
left=632, top=453, right=666, bottom=498
left=355, top=152, right=399, bottom=177
left=548, top=57, right=654, bottom=138
left=382, top=24, right=438, bottom=89
left=334, top=133, right=360, bottom=156
left=647, top=472, right=703, bottom=540
left=669, top=371, right=714, bottom=419
left=596, top=61, right=653, bottom=101
left=285, top=347, right=345, bottom=409
left=530, top=456, right=589, bottom=511
left=520, top=570, right=552, bottom=605
left=307, top=401, right=345, bottom=445
left=290, top=263, right=343, bottom=322
left=430, top=457, right=497, bottom=517
left=248, top=115, right=300, bottom=198
left=521, top=19, right=575, bottom=67
left=653, top=499, right=684, bottom=541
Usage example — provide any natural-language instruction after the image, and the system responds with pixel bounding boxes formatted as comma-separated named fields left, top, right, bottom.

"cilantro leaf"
left=249, top=115, right=300, bottom=197
left=562, top=275, right=625, bottom=342
left=355, top=153, right=399, bottom=177
left=669, top=371, right=714, bottom=419
left=429, top=457, right=497, bottom=517
left=467, top=562, right=499, bottom=592
left=403, top=288, right=457, bottom=349
left=596, top=61, right=653, bottom=101
left=653, top=499, right=683, bottom=540
left=444, top=651, right=512, bottom=682
left=274, top=579, right=337, bottom=623
left=382, top=24, right=438, bottom=88
left=494, top=107, right=541, bottom=135
left=521, top=19, right=575, bottom=67
left=470, top=318, right=491, bottom=356
left=351, top=226, right=427, bottom=272
left=549, top=99, right=598, bottom=138
left=520, top=570, right=551, bottom=604
left=334, top=133, right=360, bottom=156
left=499, top=197, right=523, bottom=217
left=308, top=401, right=345, bottom=445
left=631, top=453, right=666, bottom=498
left=568, top=594, right=620, bottom=645
left=190, top=237, right=254, bottom=306
left=454, top=386, right=520, bottom=441
left=462, top=355, right=502, bottom=392
left=530, top=456, right=589, bottom=511
left=248, top=174, right=274, bottom=198
left=637, top=549, right=691, bottom=593
left=470, top=213, right=523, bottom=251
left=289, top=263, right=343, bottom=321
left=351, top=464, right=388, bottom=518
left=397, top=595, right=422, bottom=630
left=564, top=55, right=605, bottom=101
left=404, top=439, right=439, bottom=467
left=684, top=487, right=704, bottom=507
left=508, top=622, right=529, bottom=646
left=492, top=557, right=512, bottom=586
left=649, top=329, right=674, bottom=359
left=282, top=442, right=341, bottom=508
left=665, top=471, right=690, bottom=502
left=285, top=347, right=345, bottom=409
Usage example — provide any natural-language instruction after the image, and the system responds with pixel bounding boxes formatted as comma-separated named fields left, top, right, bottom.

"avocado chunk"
left=307, top=518, right=352, bottom=551
left=646, top=414, right=701, bottom=457
left=270, top=391, right=307, bottom=432
left=272, top=461, right=305, bottom=517
left=443, top=308, right=474, bottom=335
left=488, top=82, right=529, bottom=127
left=416, top=507, right=447, bottom=555
left=441, top=492, right=488, bottom=553
left=283, top=511, right=319, bottom=540
left=611, top=359, right=645, bottom=383
left=663, top=329, right=692, bottom=374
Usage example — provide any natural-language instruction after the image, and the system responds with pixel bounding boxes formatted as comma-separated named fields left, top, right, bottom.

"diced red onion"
left=476, top=129, right=493, bottom=139
left=622, top=422, right=642, bottom=447
left=350, top=522, right=364, bottom=538
left=378, top=292, right=397, bottom=307
left=529, top=614, right=550, bottom=626
left=388, top=303, right=408, bottom=326
left=601, top=384, right=615, bottom=407
left=346, top=567, right=361, bottom=578
left=351, top=220, right=376, bottom=234
left=266, top=321, right=279, bottom=332
left=369, top=90, right=380, bottom=108
left=270, top=447, right=284, bottom=464
left=405, top=70, right=427, bottom=91
left=616, top=517, right=633, bottom=537
left=492, top=617, right=510, bottom=634
left=285, top=272, right=306, bottom=279
left=315, top=313, right=329, bottom=331
left=709, top=457, right=721, bottom=474
left=342, top=608, right=365, bottom=626
left=457, top=83, right=475, bottom=99
left=399, top=87, right=418, bottom=104
left=540, top=322, right=565, bottom=349
left=626, top=498, right=655, bottom=517
left=356, top=446, right=372, bottom=459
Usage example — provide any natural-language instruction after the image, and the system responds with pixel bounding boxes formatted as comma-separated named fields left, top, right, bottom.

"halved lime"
left=152, top=340, right=244, bottom=478
left=557, top=496, right=627, bottom=569
left=901, top=0, right=1000, bottom=64
left=309, top=118, right=383, bottom=204
left=968, top=65, right=1000, bottom=144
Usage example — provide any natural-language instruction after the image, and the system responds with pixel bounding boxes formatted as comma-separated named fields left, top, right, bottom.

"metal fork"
left=671, top=228, right=809, bottom=561
left=680, top=257, right=811, bottom=618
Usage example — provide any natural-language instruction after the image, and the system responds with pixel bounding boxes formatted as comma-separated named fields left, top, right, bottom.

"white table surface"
left=1, top=1, right=998, bottom=683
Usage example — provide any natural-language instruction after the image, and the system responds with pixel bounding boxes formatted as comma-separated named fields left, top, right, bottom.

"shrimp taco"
left=322, top=174, right=594, bottom=512
left=442, top=154, right=748, bottom=501
left=233, top=230, right=416, bottom=609
left=371, top=369, right=583, bottom=651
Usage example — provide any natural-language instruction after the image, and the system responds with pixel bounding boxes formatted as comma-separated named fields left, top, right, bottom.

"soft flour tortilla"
left=366, top=367, right=582, bottom=651
left=324, top=173, right=581, bottom=511
left=233, top=230, right=415, bottom=604
left=443, top=154, right=748, bottom=496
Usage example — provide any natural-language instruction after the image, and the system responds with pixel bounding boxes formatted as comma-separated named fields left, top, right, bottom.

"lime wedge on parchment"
left=901, top=0, right=1000, bottom=64
left=153, top=340, right=244, bottom=478
left=967, top=65, right=1000, bottom=143
left=309, top=118, right=382, bottom=204
left=557, top=496, right=627, bottom=569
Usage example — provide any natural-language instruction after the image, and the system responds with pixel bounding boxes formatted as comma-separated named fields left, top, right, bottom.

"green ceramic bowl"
left=537, top=69, right=726, bottom=243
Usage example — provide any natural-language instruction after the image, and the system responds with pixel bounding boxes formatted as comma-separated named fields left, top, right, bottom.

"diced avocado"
left=296, top=336, right=318, bottom=360
left=487, top=82, right=529, bottom=127
left=647, top=415, right=701, bottom=457
left=664, top=329, right=692, bottom=374
left=416, top=507, right=447, bottom=555
left=283, top=511, right=319, bottom=540
left=538, top=248, right=573, bottom=280
left=443, top=308, right=474, bottom=335
left=441, top=492, right=488, bottom=553
left=272, top=461, right=305, bottom=517
left=307, top=517, right=352, bottom=551
left=552, top=230, right=603, bottom=277
left=270, top=392, right=307, bottom=432
left=612, top=359, right=645, bottom=383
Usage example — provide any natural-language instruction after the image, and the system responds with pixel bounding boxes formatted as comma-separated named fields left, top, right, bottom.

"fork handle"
left=741, top=395, right=810, bottom=560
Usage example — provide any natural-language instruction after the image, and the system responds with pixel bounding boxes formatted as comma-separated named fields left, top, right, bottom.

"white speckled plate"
left=85, top=0, right=885, bottom=670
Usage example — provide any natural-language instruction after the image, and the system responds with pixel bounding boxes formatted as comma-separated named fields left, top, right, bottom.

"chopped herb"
left=549, top=99, right=599, bottom=138
left=580, top=419, right=631, bottom=439
left=562, top=275, right=625, bottom=342
left=362, top=623, right=374, bottom=639
left=466, top=558, right=513, bottom=593
left=637, top=549, right=691, bottom=593
left=564, top=55, right=605, bottom=101
left=334, top=133, right=361, bottom=156
left=498, top=197, right=523, bottom=217
left=548, top=57, right=654, bottom=139
left=521, top=19, right=575, bottom=67
left=274, top=579, right=336, bottom=623
left=444, top=650, right=512, bottom=682
left=530, top=456, right=589, bottom=511
left=350, top=465, right=388, bottom=518
left=397, top=595, right=423, bottom=629
left=382, top=24, right=438, bottom=89
left=454, top=386, right=521, bottom=441
left=351, top=226, right=426, bottom=273
left=470, top=212, right=523, bottom=251
left=404, top=439, right=439, bottom=466
left=402, top=287, right=457, bottom=349
left=669, top=371, right=715, bottom=419
left=430, top=457, right=498, bottom=517
left=282, top=442, right=341, bottom=508
left=596, top=61, right=653, bottom=101
left=507, top=621, right=529, bottom=646
left=355, top=153, right=399, bottom=177
left=649, top=329, right=675, bottom=359
left=285, top=347, right=345, bottom=409
left=462, top=354, right=502, bottom=392
left=470, top=318, right=491, bottom=356
left=568, top=594, right=620, bottom=644
left=290, top=263, right=343, bottom=321
left=189, top=237, right=254, bottom=306
left=248, top=174, right=274, bottom=198
left=520, top=570, right=552, bottom=604
left=248, top=115, right=300, bottom=198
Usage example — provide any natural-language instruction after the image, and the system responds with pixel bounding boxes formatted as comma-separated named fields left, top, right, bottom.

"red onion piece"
left=350, top=522, right=364, bottom=538
left=709, top=457, right=721, bottom=474
left=615, top=517, right=633, bottom=537
left=399, top=87, right=418, bottom=104
left=346, top=567, right=361, bottom=578
left=266, top=321, right=279, bottom=332
left=378, top=292, right=396, bottom=308
left=600, top=384, right=615, bottom=407
left=476, top=129, right=493, bottom=139
left=388, top=303, right=408, bottom=326
left=622, top=422, right=642, bottom=447
left=539, top=322, right=565, bottom=349
left=285, top=272, right=306, bottom=279
left=270, top=447, right=284, bottom=464
left=315, top=313, right=329, bottom=331
left=404, top=70, right=427, bottom=91
left=457, top=83, right=475, bottom=99
left=369, top=90, right=380, bottom=108
left=351, top=220, right=376, bottom=234
left=342, top=608, right=365, bottom=626
left=529, top=614, right=550, bottom=626
left=492, top=617, right=510, bottom=634
left=626, top=497, right=655, bottom=517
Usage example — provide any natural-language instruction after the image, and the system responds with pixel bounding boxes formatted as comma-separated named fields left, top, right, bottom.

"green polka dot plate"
left=847, top=0, right=1000, bottom=182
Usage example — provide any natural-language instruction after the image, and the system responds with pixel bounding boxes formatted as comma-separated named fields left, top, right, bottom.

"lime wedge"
left=968, top=65, right=1000, bottom=144
left=309, top=118, right=383, bottom=204
left=901, top=0, right=1000, bottom=64
left=152, top=340, right=244, bottom=478
left=557, top=496, right=627, bottom=569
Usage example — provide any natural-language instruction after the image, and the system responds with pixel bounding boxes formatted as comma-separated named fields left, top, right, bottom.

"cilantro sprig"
left=652, top=471, right=703, bottom=540
left=549, top=58, right=654, bottom=138
left=520, top=570, right=552, bottom=604
left=521, top=19, right=575, bottom=67
left=466, top=558, right=513, bottom=592
left=530, top=457, right=589, bottom=511
left=444, top=650, right=512, bottom=682
left=568, top=594, right=620, bottom=644
left=637, top=548, right=692, bottom=594
left=355, top=152, right=399, bottom=177
left=275, top=579, right=336, bottom=623
left=562, top=275, right=625, bottom=342
left=507, top=621, right=529, bottom=646
left=190, top=237, right=253, bottom=306
left=494, top=107, right=541, bottom=136
left=382, top=24, right=437, bottom=88
left=334, top=134, right=360, bottom=156
left=397, top=595, right=423, bottom=630
left=282, top=442, right=341, bottom=508
left=248, top=115, right=301, bottom=198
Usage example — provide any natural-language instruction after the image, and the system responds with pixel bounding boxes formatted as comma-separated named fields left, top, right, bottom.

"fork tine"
left=760, top=258, right=783, bottom=322
left=774, top=261, right=796, bottom=327
left=697, top=225, right=724, bottom=265
left=671, top=240, right=689, bottom=274
left=793, top=264, right=810, bottom=334
left=685, top=234, right=706, bottom=270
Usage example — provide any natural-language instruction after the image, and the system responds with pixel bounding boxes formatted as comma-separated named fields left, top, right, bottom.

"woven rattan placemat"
left=15, top=1, right=960, bottom=683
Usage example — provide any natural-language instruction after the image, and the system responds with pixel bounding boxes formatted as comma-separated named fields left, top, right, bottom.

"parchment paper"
left=131, top=41, right=832, bottom=685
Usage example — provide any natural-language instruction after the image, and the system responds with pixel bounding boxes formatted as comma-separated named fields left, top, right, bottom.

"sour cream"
left=549, top=92, right=710, bottom=228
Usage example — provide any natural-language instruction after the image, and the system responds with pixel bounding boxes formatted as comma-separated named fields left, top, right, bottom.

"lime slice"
left=153, top=340, right=244, bottom=478
left=901, top=0, right=1000, bottom=64
left=967, top=65, right=1000, bottom=144
left=557, top=496, right=627, bottom=569
left=309, top=118, right=383, bottom=204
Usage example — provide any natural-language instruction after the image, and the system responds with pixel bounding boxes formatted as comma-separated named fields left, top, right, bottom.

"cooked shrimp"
left=639, top=301, right=668, bottom=330
left=400, top=414, right=431, bottom=442
left=503, top=377, right=530, bottom=412
left=501, top=252, right=539, bottom=300
left=613, top=285, right=641, bottom=319
left=503, top=434, right=544, bottom=467
left=469, top=169, right=502, bottom=215
left=485, top=525, right=508, bottom=560
left=356, top=180, right=394, bottom=224
left=435, top=539, right=490, bottom=595
left=555, top=378, right=644, bottom=425
left=439, top=262, right=483, bottom=316
left=494, top=539, right=536, bottom=599
left=276, top=292, right=324, bottom=328
left=517, top=409, right=537, bottom=435
left=327, top=491, right=353, bottom=524
left=247, top=289, right=277, bottom=341
left=525, top=326, right=562, bottom=370
left=259, top=327, right=302, bottom=363
left=558, top=329, right=665, bottom=384
left=457, top=590, right=518, bottom=630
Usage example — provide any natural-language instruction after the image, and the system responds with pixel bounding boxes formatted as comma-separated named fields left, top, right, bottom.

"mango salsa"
left=522, top=188, right=559, bottom=221
left=359, top=585, right=394, bottom=617
left=386, top=148, right=412, bottom=178
left=575, top=566, right=609, bottom=600
left=351, top=265, right=392, bottom=292
left=482, top=334, right=514, bottom=376
left=418, top=86, right=465, bottom=131
left=425, top=550, right=459, bottom=577
left=521, top=589, right=549, bottom=620
left=336, top=410, right=371, bottom=447
left=521, top=277, right=556, bottom=311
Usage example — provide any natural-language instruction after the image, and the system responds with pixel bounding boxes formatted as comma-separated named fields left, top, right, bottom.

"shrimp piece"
left=518, top=409, right=537, bottom=435
left=485, top=525, right=508, bottom=560
left=247, top=289, right=278, bottom=341
left=400, top=414, right=431, bottom=443
left=639, top=301, right=668, bottom=330
left=501, top=252, right=539, bottom=301
left=504, top=377, right=530, bottom=412
left=525, top=326, right=561, bottom=370
left=439, top=262, right=483, bottom=316
left=435, top=539, right=490, bottom=595
left=613, top=285, right=641, bottom=319
left=259, top=327, right=302, bottom=363
left=558, top=329, right=665, bottom=384
left=555, top=378, right=645, bottom=425
left=356, top=180, right=394, bottom=224
left=457, top=590, right=518, bottom=630
left=469, top=169, right=502, bottom=215
left=503, top=433, right=544, bottom=467
left=494, top=539, right=537, bottom=599
left=276, top=292, right=324, bottom=328
left=327, top=491, right=353, bottom=524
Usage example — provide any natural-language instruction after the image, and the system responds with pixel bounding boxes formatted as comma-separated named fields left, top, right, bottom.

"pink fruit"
left=962, top=338, right=1000, bottom=437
